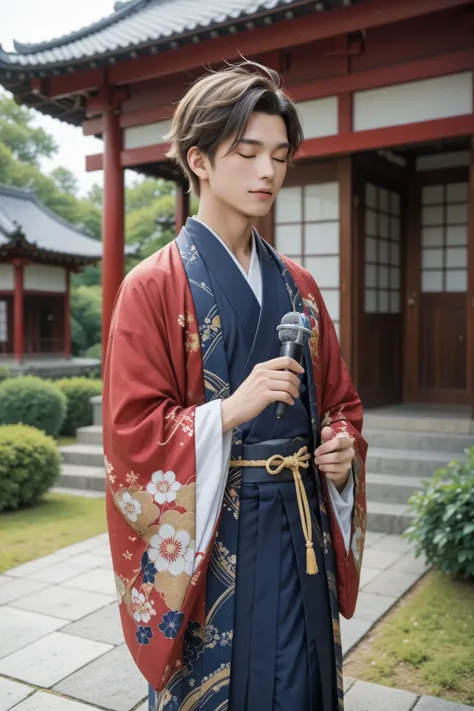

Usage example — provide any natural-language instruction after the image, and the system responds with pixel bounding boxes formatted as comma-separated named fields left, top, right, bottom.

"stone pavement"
left=0, top=531, right=471, bottom=711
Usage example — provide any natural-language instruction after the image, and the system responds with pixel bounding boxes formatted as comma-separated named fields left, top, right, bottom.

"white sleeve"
left=194, top=400, right=233, bottom=563
left=326, top=475, right=354, bottom=554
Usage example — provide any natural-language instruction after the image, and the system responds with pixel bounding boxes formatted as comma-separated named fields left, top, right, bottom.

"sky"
left=1, top=0, right=122, bottom=196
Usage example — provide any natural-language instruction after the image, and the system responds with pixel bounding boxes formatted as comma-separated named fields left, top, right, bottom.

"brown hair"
left=165, top=60, right=304, bottom=195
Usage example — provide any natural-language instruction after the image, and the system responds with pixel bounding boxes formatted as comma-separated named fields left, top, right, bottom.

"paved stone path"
left=0, top=531, right=472, bottom=711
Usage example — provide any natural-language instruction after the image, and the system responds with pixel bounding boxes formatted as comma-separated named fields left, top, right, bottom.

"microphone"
left=275, top=311, right=312, bottom=420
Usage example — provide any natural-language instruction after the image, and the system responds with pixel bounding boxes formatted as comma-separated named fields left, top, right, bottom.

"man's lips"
left=250, top=190, right=273, bottom=196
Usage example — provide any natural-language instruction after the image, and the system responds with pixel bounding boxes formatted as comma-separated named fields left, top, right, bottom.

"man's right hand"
left=221, top=356, right=304, bottom=432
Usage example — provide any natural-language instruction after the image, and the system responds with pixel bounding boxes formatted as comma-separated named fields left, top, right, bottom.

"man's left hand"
left=314, top=426, right=354, bottom=492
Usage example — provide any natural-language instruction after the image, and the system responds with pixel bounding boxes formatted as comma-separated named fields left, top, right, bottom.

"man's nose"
left=257, top=154, right=275, bottom=180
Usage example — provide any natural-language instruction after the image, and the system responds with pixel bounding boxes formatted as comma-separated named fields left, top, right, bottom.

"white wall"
left=0, top=264, right=14, bottom=290
left=24, top=265, right=66, bottom=293
left=354, top=71, right=473, bottom=132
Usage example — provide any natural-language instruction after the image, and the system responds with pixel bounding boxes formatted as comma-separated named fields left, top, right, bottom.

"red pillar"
left=102, top=107, right=124, bottom=368
left=13, top=260, right=24, bottom=364
left=64, top=268, right=71, bottom=358
left=175, top=181, right=190, bottom=233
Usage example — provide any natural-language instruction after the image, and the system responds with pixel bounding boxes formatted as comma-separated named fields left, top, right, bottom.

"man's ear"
left=187, top=146, right=210, bottom=183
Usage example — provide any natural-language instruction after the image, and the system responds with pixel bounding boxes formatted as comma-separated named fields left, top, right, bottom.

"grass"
left=56, top=436, right=77, bottom=447
left=344, top=571, right=474, bottom=706
left=0, top=493, right=107, bottom=574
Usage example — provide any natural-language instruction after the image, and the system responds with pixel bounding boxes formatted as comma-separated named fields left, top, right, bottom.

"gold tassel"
left=306, top=542, right=318, bottom=575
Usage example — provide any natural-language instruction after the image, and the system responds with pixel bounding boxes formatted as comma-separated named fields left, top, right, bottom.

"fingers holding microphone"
left=221, top=356, right=304, bottom=432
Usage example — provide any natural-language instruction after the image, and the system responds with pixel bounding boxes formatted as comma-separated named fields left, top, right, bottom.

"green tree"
left=50, top=166, right=79, bottom=195
left=70, top=286, right=102, bottom=357
left=0, top=94, right=56, bottom=166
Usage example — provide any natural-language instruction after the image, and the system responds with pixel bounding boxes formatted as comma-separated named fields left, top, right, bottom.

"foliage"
left=0, top=94, right=57, bottom=166
left=0, top=491, right=106, bottom=571
left=404, top=446, right=474, bottom=579
left=343, top=571, right=474, bottom=706
left=0, top=365, right=12, bottom=382
left=0, top=376, right=67, bottom=438
left=0, top=424, right=62, bottom=512
left=0, top=93, right=101, bottom=238
left=70, top=285, right=102, bottom=357
left=55, top=378, right=102, bottom=436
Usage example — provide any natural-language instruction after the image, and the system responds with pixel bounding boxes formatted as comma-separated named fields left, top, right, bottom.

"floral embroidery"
left=185, top=332, right=200, bottom=353
left=141, top=551, right=157, bottom=584
left=146, top=470, right=181, bottom=505
left=148, top=524, right=195, bottom=577
left=126, top=471, right=139, bottom=485
left=159, top=610, right=184, bottom=639
left=136, top=625, right=153, bottom=645
left=200, top=314, right=221, bottom=344
left=205, top=624, right=233, bottom=649
left=131, top=587, right=156, bottom=623
left=184, top=620, right=205, bottom=664
left=118, top=492, right=142, bottom=522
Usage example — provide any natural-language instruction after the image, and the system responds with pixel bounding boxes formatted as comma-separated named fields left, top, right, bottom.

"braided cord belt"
left=229, top=446, right=318, bottom=575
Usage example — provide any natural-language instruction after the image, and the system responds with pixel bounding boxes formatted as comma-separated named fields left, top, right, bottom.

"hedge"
left=405, top=445, right=474, bottom=580
left=55, top=378, right=102, bottom=436
left=0, top=424, right=62, bottom=511
left=0, top=376, right=66, bottom=438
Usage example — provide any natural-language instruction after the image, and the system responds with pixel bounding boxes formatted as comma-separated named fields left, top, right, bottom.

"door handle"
left=407, top=291, right=417, bottom=307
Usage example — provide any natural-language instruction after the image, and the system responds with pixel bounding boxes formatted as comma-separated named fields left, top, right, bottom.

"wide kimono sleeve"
left=315, top=284, right=368, bottom=619
left=102, top=250, right=215, bottom=691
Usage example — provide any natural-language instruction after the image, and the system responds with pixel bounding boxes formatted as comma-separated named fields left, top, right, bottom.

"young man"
left=103, top=61, right=367, bottom=711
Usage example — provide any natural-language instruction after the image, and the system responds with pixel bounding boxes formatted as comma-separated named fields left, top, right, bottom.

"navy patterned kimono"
left=149, top=218, right=338, bottom=710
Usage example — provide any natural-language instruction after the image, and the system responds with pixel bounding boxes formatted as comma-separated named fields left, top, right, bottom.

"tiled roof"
left=0, top=0, right=330, bottom=71
left=0, top=185, right=103, bottom=263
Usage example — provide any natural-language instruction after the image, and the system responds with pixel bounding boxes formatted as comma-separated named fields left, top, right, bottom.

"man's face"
left=204, top=111, right=290, bottom=218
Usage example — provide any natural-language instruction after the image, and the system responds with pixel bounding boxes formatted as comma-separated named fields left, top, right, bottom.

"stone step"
left=77, top=425, right=103, bottom=446
left=366, top=447, right=463, bottom=477
left=59, top=443, right=104, bottom=468
left=363, top=428, right=473, bottom=454
left=58, top=464, right=105, bottom=492
left=366, top=473, right=423, bottom=505
left=366, top=500, right=415, bottom=535
left=364, top=411, right=474, bottom=435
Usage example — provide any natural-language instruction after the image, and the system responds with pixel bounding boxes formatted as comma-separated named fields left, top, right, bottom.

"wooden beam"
left=289, top=47, right=474, bottom=101
left=102, top=108, right=125, bottom=368
left=31, top=68, right=106, bottom=100
left=120, top=143, right=169, bottom=167
left=468, top=137, right=474, bottom=419
left=338, top=93, right=352, bottom=134
left=83, top=117, right=104, bottom=136
left=109, top=0, right=473, bottom=86
left=338, top=157, right=354, bottom=372
left=85, top=153, right=104, bottom=172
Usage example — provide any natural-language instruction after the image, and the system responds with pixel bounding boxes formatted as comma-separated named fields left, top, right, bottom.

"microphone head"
left=277, top=311, right=312, bottom=345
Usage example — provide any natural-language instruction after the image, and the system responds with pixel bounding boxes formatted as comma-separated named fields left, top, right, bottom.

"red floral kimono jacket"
left=102, top=234, right=367, bottom=708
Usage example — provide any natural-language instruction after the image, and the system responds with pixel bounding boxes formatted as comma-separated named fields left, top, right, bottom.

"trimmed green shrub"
left=405, top=445, right=474, bottom=580
left=0, top=365, right=12, bottom=382
left=55, top=377, right=102, bottom=436
left=0, top=424, right=61, bottom=511
left=0, top=376, right=66, bottom=438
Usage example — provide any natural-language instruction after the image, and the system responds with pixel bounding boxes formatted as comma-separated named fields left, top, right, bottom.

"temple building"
left=0, top=184, right=102, bottom=375
left=1, top=0, right=472, bottom=413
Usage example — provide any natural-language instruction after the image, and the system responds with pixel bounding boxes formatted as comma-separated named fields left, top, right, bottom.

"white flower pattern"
left=146, top=470, right=181, bottom=505
left=148, top=523, right=194, bottom=577
left=131, top=587, right=155, bottom=623
left=118, top=492, right=142, bottom=522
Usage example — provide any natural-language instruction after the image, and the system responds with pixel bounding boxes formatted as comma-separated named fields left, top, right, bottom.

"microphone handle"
left=275, top=341, right=305, bottom=420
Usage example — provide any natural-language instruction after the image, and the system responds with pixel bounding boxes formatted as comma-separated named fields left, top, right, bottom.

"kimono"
left=102, top=218, right=367, bottom=711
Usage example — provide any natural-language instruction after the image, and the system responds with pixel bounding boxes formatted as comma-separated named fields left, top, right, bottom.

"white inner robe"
left=193, top=219, right=354, bottom=566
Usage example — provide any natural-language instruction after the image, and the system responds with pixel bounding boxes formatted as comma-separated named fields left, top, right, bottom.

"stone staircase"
left=58, top=406, right=474, bottom=535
